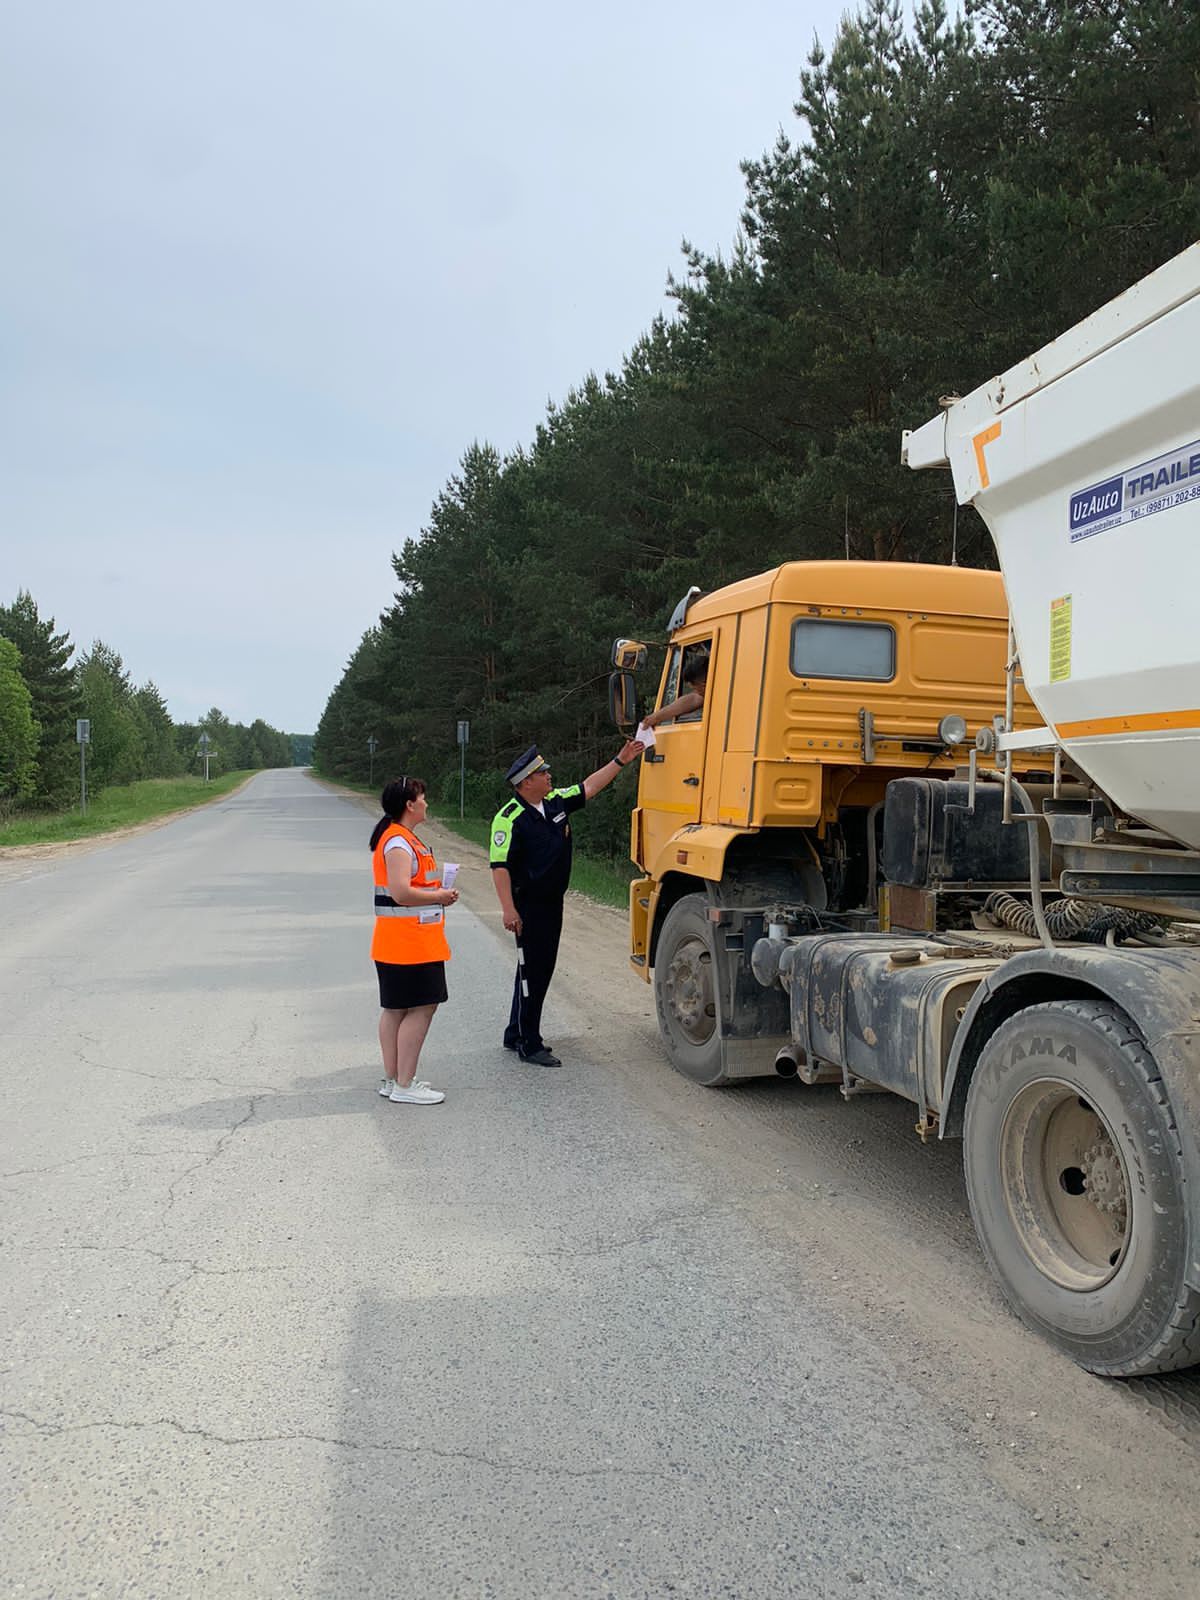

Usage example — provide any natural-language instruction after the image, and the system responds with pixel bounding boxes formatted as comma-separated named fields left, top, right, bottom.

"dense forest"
left=319, top=0, right=1199, bottom=861
left=0, top=588, right=299, bottom=812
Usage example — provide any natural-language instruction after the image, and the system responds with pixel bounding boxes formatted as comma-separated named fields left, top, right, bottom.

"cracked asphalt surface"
left=3, top=768, right=1199, bottom=1599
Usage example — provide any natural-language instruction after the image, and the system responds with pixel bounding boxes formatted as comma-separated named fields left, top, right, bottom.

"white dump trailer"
left=904, top=243, right=1200, bottom=853
left=746, top=244, right=1200, bottom=1375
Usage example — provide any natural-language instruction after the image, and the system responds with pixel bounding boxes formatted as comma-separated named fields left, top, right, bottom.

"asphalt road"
left=2, top=768, right=1198, bottom=1600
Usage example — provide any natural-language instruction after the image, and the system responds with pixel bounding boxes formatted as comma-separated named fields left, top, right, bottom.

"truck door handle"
left=644, top=751, right=665, bottom=763
left=683, top=775, right=700, bottom=786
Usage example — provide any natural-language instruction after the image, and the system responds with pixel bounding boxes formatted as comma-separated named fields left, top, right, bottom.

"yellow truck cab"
left=618, top=560, right=1045, bottom=1084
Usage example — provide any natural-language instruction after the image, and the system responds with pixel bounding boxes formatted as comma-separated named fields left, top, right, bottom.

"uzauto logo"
left=1069, top=474, right=1123, bottom=532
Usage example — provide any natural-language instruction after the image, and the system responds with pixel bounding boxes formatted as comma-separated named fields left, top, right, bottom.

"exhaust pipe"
left=777, top=1044, right=843, bottom=1085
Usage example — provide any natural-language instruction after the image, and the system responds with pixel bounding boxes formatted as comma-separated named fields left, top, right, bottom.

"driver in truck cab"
left=641, top=646, right=709, bottom=729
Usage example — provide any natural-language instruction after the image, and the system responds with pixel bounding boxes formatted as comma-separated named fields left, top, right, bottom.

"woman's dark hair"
left=369, top=775, right=427, bottom=849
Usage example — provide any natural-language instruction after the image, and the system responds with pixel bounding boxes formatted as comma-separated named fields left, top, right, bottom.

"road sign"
left=456, top=721, right=470, bottom=817
left=77, top=721, right=90, bottom=814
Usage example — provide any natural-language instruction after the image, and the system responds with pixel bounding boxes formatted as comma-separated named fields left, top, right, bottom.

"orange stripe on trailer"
left=972, top=423, right=1002, bottom=489
left=1057, top=708, right=1200, bottom=740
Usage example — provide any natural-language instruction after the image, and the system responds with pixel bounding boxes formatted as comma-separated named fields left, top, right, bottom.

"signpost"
left=456, top=719, right=470, bottom=818
left=367, top=735, right=379, bottom=787
left=76, top=718, right=90, bottom=814
left=198, top=731, right=212, bottom=782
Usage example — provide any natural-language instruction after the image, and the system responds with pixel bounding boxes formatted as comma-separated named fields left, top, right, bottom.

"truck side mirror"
left=608, top=670, right=638, bottom=731
left=611, top=638, right=648, bottom=671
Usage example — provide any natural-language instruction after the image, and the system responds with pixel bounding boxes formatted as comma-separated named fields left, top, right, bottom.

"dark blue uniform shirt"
left=489, top=784, right=587, bottom=900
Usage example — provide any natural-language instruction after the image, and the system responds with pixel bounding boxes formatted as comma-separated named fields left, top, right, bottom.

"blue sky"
left=1, top=1, right=852, bottom=732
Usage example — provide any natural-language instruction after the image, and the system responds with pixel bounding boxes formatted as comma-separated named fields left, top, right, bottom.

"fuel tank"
left=755, top=932, right=1007, bottom=1111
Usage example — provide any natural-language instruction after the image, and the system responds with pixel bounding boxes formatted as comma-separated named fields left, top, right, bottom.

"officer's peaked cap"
left=507, top=745, right=548, bottom=785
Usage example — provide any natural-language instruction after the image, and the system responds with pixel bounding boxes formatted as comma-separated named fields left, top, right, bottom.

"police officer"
left=491, top=739, right=643, bottom=1065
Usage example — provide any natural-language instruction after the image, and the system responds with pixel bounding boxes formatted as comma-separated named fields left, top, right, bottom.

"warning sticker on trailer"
left=1049, top=595, right=1072, bottom=682
left=1069, top=437, right=1200, bottom=543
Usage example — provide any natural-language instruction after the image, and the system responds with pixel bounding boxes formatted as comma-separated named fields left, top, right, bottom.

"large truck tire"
left=964, top=999, right=1200, bottom=1376
left=653, top=894, right=733, bottom=1087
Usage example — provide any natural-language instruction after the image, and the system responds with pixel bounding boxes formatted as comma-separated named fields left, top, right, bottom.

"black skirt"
left=375, top=960, right=449, bottom=1010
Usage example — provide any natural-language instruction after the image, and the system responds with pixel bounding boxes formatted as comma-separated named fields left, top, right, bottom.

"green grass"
left=435, top=811, right=633, bottom=910
left=0, top=772, right=254, bottom=847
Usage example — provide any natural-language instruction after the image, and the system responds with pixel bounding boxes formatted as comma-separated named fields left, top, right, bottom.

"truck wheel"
left=653, top=894, right=731, bottom=1087
left=964, top=999, right=1200, bottom=1376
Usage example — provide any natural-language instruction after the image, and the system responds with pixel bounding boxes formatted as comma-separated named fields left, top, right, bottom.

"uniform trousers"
left=503, top=893, right=564, bottom=1056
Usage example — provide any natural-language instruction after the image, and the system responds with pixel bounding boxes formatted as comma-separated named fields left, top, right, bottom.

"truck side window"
left=676, top=643, right=710, bottom=721
left=659, top=648, right=682, bottom=710
left=655, top=641, right=710, bottom=725
left=790, top=618, right=896, bottom=681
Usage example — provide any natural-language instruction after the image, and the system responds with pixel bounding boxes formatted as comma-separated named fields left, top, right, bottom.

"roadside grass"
left=0, top=772, right=253, bottom=848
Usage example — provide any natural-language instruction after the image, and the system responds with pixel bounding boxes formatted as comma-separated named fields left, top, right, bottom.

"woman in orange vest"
left=369, top=775, right=458, bottom=1105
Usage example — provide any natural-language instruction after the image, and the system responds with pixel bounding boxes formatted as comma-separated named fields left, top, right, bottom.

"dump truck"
left=609, top=242, right=1200, bottom=1375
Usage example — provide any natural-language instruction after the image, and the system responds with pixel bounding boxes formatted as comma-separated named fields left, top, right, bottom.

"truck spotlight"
left=938, top=713, right=968, bottom=748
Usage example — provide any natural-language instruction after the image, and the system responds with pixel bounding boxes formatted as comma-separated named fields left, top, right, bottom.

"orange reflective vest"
left=371, top=824, right=451, bottom=965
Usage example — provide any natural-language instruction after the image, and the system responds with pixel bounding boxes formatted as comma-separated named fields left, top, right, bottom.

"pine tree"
left=314, top=629, right=394, bottom=783
left=0, top=637, right=40, bottom=803
left=678, top=0, right=986, bottom=565
left=969, top=0, right=1200, bottom=350
left=133, top=682, right=182, bottom=778
left=76, top=641, right=144, bottom=790
left=312, top=0, right=1200, bottom=859
left=0, top=591, right=82, bottom=806
left=198, top=708, right=233, bottom=776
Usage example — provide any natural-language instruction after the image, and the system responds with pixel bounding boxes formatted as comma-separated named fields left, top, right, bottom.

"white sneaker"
left=389, top=1080, right=445, bottom=1105
left=378, top=1078, right=396, bottom=1097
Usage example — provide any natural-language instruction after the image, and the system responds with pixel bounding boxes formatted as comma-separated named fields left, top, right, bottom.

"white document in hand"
left=635, top=721, right=656, bottom=749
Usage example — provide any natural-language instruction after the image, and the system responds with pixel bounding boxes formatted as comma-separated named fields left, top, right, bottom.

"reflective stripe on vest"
left=370, top=823, right=451, bottom=964
left=373, top=892, right=444, bottom=923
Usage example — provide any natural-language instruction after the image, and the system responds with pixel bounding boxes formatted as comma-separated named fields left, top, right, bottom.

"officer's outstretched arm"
left=582, top=740, right=645, bottom=800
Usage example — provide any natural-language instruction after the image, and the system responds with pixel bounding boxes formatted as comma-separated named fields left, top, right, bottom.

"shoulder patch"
left=489, top=807, right=516, bottom=865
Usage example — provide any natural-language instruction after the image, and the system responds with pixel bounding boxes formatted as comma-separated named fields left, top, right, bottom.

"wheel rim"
left=663, top=933, right=716, bottom=1046
left=1000, top=1077, right=1131, bottom=1291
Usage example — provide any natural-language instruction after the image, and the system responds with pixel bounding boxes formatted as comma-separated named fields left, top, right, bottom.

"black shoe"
left=519, top=1047, right=562, bottom=1068
left=502, top=1039, right=519, bottom=1051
